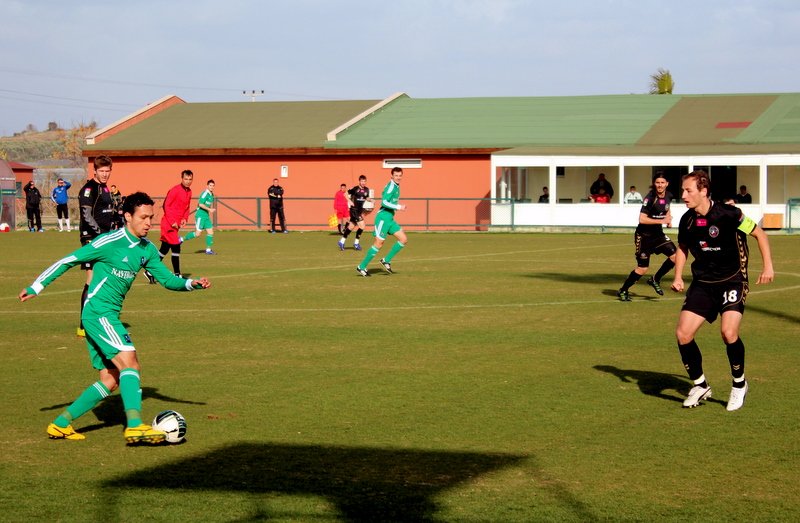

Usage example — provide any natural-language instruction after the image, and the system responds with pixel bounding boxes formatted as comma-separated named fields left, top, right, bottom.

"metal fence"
left=14, top=196, right=504, bottom=231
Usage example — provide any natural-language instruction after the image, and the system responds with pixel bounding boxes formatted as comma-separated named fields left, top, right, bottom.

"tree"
left=649, top=68, right=674, bottom=94
left=53, top=122, right=97, bottom=167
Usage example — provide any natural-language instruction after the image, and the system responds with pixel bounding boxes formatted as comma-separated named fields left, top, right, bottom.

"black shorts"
left=682, top=280, right=748, bottom=323
left=80, top=236, right=94, bottom=271
left=635, top=232, right=677, bottom=268
left=348, top=207, right=364, bottom=224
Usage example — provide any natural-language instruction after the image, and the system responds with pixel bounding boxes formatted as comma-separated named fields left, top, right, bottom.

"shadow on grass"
left=594, top=364, right=726, bottom=407
left=39, top=387, right=205, bottom=433
left=522, top=272, right=622, bottom=284
left=100, top=443, right=529, bottom=522
left=747, top=303, right=800, bottom=325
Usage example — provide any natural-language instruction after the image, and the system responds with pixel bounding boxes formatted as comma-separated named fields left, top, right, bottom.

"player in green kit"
left=183, top=179, right=216, bottom=254
left=19, top=192, right=212, bottom=444
left=356, top=167, right=407, bottom=277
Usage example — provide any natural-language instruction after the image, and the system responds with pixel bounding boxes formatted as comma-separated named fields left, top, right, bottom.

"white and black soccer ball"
left=152, top=410, right=187, bottom=443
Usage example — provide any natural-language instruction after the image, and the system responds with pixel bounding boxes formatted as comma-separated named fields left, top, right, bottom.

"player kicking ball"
left=19, top=192, right=211, bottom=444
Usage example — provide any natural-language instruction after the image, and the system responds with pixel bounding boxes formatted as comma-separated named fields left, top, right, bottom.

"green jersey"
left=379, top=180, right=401, bottom=214
left=196, top=189, right=214, bottom=220
left=27, top=228, right=198, bottom=319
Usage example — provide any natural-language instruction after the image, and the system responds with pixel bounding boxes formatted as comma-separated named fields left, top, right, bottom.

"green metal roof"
left=84, top=99, right=381, bottom=151
left=326, top=95, right=680, bottom=149
left=85, top=92, right=800, bottom=155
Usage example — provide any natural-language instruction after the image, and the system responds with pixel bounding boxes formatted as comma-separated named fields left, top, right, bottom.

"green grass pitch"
left=1, top=230, right=799, bottom=521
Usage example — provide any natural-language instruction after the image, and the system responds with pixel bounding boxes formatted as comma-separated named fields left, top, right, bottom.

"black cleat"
left=647, top=277, right=664, bottom=296
left=379, top=258, right=393, bottom=274
left=617, top=289, right=631, bottom=302
left=356, top=266, right=371, bottom=277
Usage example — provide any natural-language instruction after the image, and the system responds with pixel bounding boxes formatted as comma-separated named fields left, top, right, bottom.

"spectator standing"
left=589, top=173, right=614, bottom=200
left=110, top=184, right=126, bottom=228
left=734, top=185, right=752, bottom=204
left=51, top=178, right=73, bottom=232
left=333, top=183, right=349, bottom=234
left=23, top=181, right=43, bottom=232
left=268, top=178, right=287, bottom=233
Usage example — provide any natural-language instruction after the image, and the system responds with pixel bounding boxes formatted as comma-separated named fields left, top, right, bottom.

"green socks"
left=383, top=241, right=405, bottom=263
left=358, top=246, right=380, bottom=270
left=119, top=368, right=143, bottom=428
left=54, top=381, right=110, bottom=428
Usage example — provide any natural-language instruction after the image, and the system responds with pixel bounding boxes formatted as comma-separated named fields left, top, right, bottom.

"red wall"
left=94, top=154, right=491, bottom=230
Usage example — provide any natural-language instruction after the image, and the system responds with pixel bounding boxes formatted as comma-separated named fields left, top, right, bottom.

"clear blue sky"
left=2, top=0, right=798, bottom=136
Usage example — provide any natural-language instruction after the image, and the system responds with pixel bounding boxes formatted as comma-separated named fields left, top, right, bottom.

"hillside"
left=0, top=127, right=90, bottom=166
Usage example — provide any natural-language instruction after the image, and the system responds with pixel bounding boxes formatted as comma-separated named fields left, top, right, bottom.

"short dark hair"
left=181, top=170, right=193, bottom=177
left=122, top=191, right=154, bottom=215
left=207, top=179, right=215, bottom=184
left=94, top=155, right=112, bottom=170
left=683, top=170, right=710, bottom=192
left=359, top=175, right=367, bottom=181
left=391, top=167, right=403, bottom=175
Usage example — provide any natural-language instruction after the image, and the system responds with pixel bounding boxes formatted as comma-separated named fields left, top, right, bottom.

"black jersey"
left=678, top=201, right=755, bottom=284
left=636, top=190, right=672, bottom=236
left=78, top=179, right=116, bottom=242
left=348, top=185, right=370, bottom=212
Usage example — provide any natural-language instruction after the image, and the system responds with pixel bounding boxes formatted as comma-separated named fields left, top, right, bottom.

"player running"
left=183, top=179, right=216, bottom=254
left=19, top=192, right=211, bottom=444
left=338, top=175, right=372, bottom=251
left=671, top=170, right=773, bottom=411
left=617, top=172, right=677, bottom=301
left=356, top=167, right=407, bottom=276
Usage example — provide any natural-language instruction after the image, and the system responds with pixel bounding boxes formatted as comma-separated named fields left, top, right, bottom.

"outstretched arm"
left=750, top=226, right=774, bottom=284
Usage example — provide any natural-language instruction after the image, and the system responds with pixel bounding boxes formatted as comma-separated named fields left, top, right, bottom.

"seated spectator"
left=734, top=185, right=752, bottom=204
left=538, top=186, right=549, bottom=203
left=624, top=185, right=643, bottom=203
left=592, top=188, right=611, bottom=203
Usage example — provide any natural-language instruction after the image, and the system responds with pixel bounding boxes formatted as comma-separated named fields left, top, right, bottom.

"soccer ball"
left=152, top=410, right=187, bottom=443
left=0, top=223, right=10, bottom=233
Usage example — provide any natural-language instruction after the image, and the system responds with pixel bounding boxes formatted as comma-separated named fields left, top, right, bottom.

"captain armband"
left=738, top=215, right=757, bottom=235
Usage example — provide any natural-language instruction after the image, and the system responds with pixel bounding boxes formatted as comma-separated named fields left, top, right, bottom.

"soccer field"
left=1, top=230, right=799, bottom=522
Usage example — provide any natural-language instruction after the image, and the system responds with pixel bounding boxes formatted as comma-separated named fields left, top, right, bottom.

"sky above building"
left=1, top=0, right=798, bottom=136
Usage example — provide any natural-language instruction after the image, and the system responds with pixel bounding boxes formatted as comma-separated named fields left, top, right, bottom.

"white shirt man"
left=624, top=187, right=643, bottom=203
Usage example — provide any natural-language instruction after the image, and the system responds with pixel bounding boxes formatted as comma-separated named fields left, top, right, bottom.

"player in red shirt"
left=146, top=170, right=193, bottom=282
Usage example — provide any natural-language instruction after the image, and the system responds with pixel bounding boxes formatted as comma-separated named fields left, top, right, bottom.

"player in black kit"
left=671, top=170, right=774, bottom=411
left=76, top=155, right=119, bottom=337
left=338, top=175, right=372, bottom=251
left=617, top=173, right=677, bottom=301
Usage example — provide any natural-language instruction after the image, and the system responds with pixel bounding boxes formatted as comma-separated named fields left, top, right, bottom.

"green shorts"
left=195, top=212, right=213, bottom=231
left=83, top=315, right=135, bottom=370
left=373, top=210, right=401, bottom=240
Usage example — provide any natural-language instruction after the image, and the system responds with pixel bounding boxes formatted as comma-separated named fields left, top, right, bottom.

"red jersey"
left=160, top=184, right=192, bottom=244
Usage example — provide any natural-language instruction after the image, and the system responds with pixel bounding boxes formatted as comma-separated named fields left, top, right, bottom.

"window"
left=383, top=159, right=422, bottom=169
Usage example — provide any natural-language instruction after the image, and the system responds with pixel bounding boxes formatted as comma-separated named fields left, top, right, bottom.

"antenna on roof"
left=242, top=90, right=265, bottom=102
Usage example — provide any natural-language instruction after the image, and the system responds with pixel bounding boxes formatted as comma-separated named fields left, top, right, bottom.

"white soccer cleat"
left=726, top=381, right=748, bottom=412
left=683, top=384, right=712, bottom=408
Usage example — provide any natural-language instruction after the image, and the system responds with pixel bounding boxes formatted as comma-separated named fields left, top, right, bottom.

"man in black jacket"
left=23, top=181, right=43, bottom=232
left=76, top=155, right=116, bottom=337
